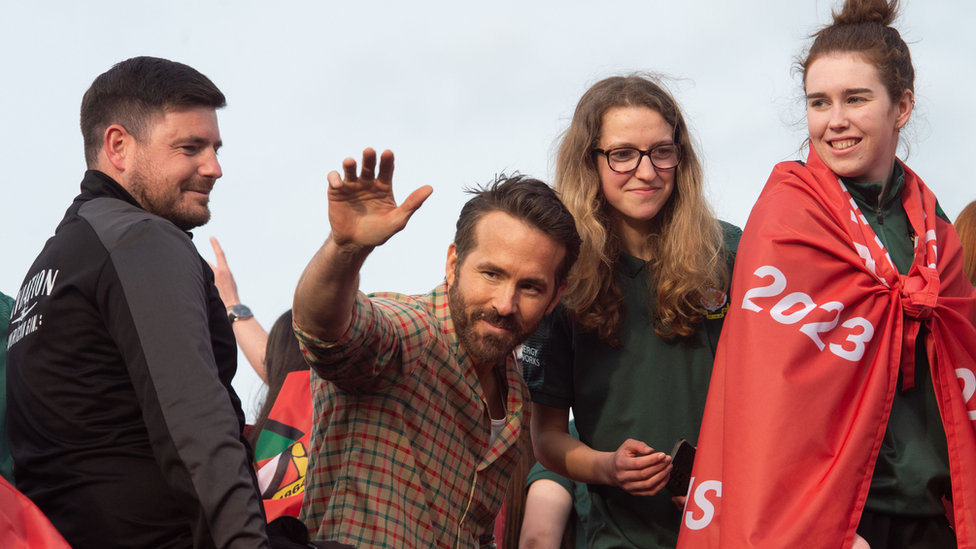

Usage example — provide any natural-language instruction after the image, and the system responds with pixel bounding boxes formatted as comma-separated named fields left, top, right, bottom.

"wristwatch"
left=227, top=304, right=253, bottom=323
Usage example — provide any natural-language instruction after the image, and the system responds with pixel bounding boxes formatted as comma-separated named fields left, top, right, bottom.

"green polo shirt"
left=843, top=163, right=951, bottom=516
left=523, top=222, right=740, bottom=549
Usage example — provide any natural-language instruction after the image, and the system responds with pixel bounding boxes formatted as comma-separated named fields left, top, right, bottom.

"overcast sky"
left=2, top=0, right=973, bottom=420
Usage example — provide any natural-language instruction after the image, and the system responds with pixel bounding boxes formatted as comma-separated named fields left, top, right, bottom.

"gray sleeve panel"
left=79, top=198, right=269, bottom=549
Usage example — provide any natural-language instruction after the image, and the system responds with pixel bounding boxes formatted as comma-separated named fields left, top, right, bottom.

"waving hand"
left=294, top=148, right=433, bottom=341
left=327, top=148, right=432, bottom=251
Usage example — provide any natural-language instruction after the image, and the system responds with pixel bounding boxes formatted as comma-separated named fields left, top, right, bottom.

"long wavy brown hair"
left=956, top=201, right=976, bottom=286
left=555, top=74, right=728, bottom=346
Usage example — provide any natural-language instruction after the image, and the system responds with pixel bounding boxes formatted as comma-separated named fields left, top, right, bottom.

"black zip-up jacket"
left=5, top=170, right=269, bottom=549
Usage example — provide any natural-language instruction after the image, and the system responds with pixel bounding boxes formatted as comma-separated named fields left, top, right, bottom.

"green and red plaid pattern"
left=296, top=283, right=526, bottom=549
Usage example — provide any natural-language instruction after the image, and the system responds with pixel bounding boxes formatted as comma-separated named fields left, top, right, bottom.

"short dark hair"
left=80, top=56, right=226, bottom=167
left=454, top=174, right=581, bottom=286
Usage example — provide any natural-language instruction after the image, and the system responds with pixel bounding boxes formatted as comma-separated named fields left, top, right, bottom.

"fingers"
left=615, top=453, right=670, bottom=482
left=327, top=170, right=344, bottom=190
left=333, top=148, right=381, bottom=190
left=628, top=451, right=670, bottom=471
left=341, top=156, right=359, bottom=184
left=611, top=438, right=672, bottom=496
left=622, top=465, right=672, bottom=497
left=672, top=495, right=687, bottom=511
left=359, top=148, right=378, bottom=182
left=209, top=237, right=227, bottom=268
left=615, top=439, right=666, bottom=470
left=376, top=149, right=395, bottom=186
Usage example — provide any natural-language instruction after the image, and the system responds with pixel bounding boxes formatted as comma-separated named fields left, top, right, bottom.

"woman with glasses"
left=678, top=1, right=976, bottom=548
left=523, top=74, right=740, bottom=549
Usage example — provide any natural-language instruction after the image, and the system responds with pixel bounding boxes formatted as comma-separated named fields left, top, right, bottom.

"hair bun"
left=800, top=0, right=914, bottom=102
left=832, top=0, right=898, bottom=27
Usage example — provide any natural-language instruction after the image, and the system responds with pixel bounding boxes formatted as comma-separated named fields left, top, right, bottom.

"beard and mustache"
left=127, top=157, right=214, bottom=231
left=448, top=277, right=541, bottom=366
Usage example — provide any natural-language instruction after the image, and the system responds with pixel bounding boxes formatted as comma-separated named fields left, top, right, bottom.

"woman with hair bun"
left=679, top=1, right=976, bottom=548
left=524, top=74, right=740, bottom=549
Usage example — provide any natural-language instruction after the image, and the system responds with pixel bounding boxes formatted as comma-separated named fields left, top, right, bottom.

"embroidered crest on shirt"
left=701, top=286, right=729, bottom=318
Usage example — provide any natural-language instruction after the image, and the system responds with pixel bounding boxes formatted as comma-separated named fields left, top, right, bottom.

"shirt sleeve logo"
left=701, top=286, right=729, bottom=318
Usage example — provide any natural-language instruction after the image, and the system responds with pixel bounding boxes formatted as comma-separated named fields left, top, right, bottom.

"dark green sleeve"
left=526, top=460, right=575, bottom=495
left=525, top=419, right=584, bottom=498
left=522, top=303, right=575, bottom=409
left=720, top=220, right=742, bottom=258
left=525, top=420, right=592, bottom=542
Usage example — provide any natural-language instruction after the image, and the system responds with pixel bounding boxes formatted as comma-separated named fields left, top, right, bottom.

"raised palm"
left=327, top=148, right=432, bottom=250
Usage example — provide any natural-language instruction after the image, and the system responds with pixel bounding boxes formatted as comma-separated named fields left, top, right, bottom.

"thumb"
left=393, top=185, right=433, bottom=229
left=619, top=438, right=654, bottom=456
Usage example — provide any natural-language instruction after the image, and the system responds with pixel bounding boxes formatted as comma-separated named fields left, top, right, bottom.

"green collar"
left=842, top=162, right=905, bottom=210
left=617, top=252, right=646, bottom=279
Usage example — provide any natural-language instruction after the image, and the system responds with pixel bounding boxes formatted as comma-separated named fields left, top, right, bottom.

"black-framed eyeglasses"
left=593, top=144, right=682, bottom=173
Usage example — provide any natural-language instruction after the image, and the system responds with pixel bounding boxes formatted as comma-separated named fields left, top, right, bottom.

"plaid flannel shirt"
left=296, top=283, right=527, bottom=549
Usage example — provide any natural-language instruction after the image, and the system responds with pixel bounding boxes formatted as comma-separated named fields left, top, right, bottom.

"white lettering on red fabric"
left=741, top=265, right=876, bottom=362
left=684, top=476, right=722, bottom=530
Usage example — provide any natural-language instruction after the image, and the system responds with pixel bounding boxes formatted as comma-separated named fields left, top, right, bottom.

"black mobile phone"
left=665, top=438, right=696, bottom=496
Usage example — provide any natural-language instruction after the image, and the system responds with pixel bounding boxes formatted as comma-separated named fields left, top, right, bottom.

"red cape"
left=677, top=147, right=976, bottom=548
left=1, top=476, right=71, bottom=549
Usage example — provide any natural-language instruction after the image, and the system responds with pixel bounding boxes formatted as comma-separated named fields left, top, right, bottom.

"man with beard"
left=5, top=57, right=269, bottom=549
left=293, top=149, right=580, bottom=549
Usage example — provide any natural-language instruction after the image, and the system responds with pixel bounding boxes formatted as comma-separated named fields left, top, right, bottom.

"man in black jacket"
left=5, top=57, right=269, bottom=549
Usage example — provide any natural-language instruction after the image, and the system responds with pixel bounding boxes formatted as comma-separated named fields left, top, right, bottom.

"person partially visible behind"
left=209, top=236, right=270, bottom=381
left=248, top=310, right=312, bottom=454
left=955, top=200, right=976, bottom=285
left=679, top=1, right=976, bottom=548
left=203, top=236, right=313, bottom=519
left=525, top=74, right=739, bottom=549
left=519, top=420, right=590, bottom=549
left=203, top=236, right=313, bottom=521
left=0, top=291, right=15, bottom=484
left=293, top=151, right=580, bottom=549
left=5, top=56, right=268, bottom=549
left=248, top=310, right=313, bottom=521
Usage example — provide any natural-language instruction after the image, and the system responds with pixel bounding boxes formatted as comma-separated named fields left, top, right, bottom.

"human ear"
left=103, top=124, right=132, bottom=172
left=445, top=243, right=458, bottom=287
left=895, top=89, right=914, bottom=130
left=545, top=280, right=568, bottom=314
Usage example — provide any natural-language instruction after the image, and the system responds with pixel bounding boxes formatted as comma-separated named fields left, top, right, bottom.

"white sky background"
left=2, top=1, right=973, bottom=421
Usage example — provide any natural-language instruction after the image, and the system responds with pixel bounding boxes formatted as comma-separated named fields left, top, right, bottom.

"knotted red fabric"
left=677, top=146, right=976, bottom=549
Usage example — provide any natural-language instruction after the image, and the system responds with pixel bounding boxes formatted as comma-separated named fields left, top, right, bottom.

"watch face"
left=229, top=304, right=253, bottom=322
